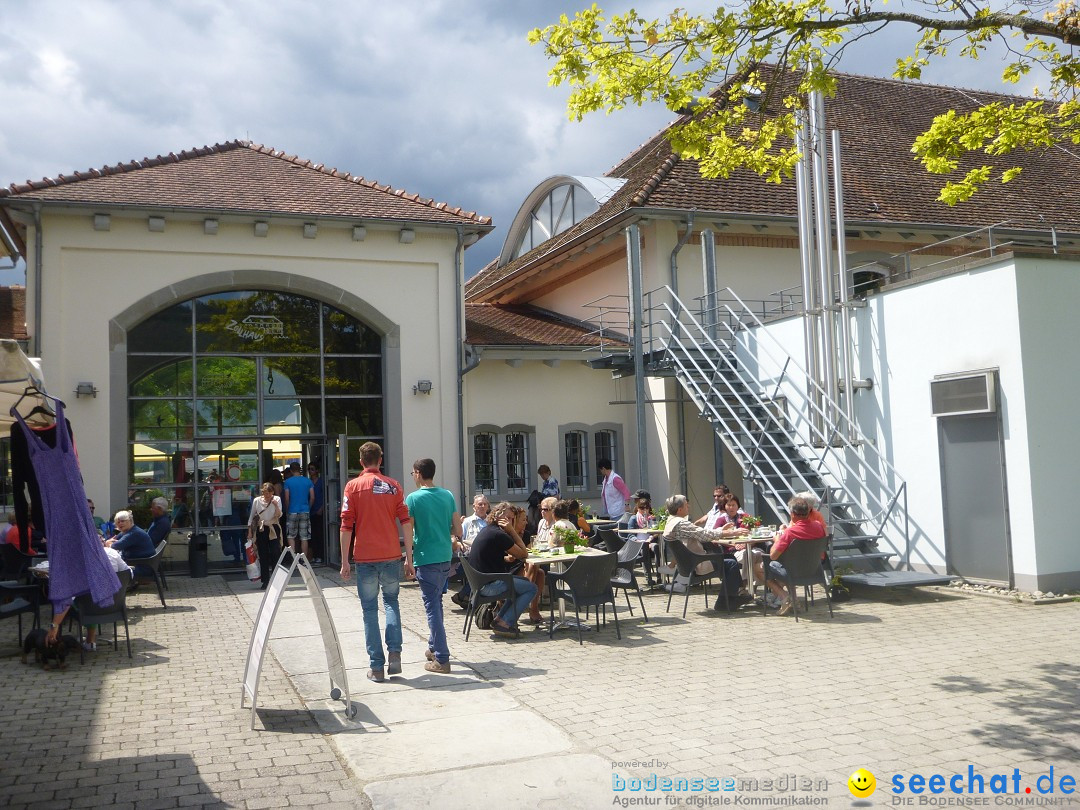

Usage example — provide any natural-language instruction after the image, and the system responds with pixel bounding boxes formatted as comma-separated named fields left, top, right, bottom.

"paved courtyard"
left=2, top=568, right=1078, bottom=809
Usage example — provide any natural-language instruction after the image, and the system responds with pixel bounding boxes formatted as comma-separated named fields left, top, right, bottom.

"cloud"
left=0, top=0, right=1045, bottom=282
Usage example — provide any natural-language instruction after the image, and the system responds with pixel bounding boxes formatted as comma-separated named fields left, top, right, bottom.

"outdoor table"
left=525, top=547, right=604, bottom=632
left=718, top=534, right=773, bottom=596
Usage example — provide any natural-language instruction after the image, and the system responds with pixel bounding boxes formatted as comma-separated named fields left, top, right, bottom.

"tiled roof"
left=465, top=303, right=622, bottom=347
left=0, top=141, right=491, bottom=227
left=0, top=286, right=28, bottom=342
left=467, top=68, right=1080, bottom=301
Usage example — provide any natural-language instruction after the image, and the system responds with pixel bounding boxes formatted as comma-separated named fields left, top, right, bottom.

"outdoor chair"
left=74, top=568, right=133, bottom=661
left=458, top=558, right=518, bottom=641
left=127, top=540, right=169, bottom=608
left=0, top=543, right=35, bottom=585
left=762, top=536, right=833, bottom=622
left=596, top=527, right=625, bottom=554
left=0, top=580, right=42, bottom=645
left=610, top=539, right=648, bottom=621
left=665, top=538, right=735, bottom=618
left=546, top=551, right=620, bottom=645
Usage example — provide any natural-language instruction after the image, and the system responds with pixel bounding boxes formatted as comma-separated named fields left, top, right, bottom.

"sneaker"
left=425, top=648, right=436, bottom=662
left=777, top=601, right=793, bottom=616
left=424, top=659, right=451, bottom=674
left=663, top=582, right=688, bottom=594
left=367, top=668, right=385, bottom=683
left=387, top=652, right=402, bottom=675
left=81, top=641, right=96, bottom=652
left=313, top=558, right=323, bottom=564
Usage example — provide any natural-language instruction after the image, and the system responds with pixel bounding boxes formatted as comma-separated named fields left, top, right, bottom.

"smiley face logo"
left=848, top=768, right=876, bottom=798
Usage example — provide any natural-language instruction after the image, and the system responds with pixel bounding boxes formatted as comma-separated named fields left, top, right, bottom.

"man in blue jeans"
left=467, top=502, right=536, bottom=638
left=405, top=458, right=462, bottom=673
left=339, top=442, right=413, bottom=683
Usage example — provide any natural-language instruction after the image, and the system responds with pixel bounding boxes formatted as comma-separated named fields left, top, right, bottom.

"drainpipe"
left=626, top=223, right=649, bottom=493
left=700, top=227, right=725, bottom=487
left=32, top=204, right=43, bottom=357
left=455, top=226, right=468, bottom=508
left=831, top=130, right=857, bottom=442
left=670, top=214, right=694, bottom=496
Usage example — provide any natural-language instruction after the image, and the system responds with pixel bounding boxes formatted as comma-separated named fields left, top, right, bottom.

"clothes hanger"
left=11, top=384, right=60, bottom=422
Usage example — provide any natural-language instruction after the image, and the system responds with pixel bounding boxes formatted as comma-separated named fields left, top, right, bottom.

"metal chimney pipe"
left=809, top=90, right=839, bottom=435
left=831, top=129, right=857, bottom=442
left=795, top=109, right=822, bottom=436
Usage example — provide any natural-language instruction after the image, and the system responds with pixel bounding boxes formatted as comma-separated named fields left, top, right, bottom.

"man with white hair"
left=146, top=496, right=172, bottom=545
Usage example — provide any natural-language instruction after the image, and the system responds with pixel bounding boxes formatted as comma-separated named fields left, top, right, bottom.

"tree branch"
left=784, top=9, right=1071, bottom=42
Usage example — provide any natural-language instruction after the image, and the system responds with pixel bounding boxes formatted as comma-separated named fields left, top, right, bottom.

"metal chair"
left=74, top=568, right=133, bottom=660
left=665, top=538, right=735, bottom=618
left=762, top=536, right=833, bottom=622
left=610, top=539, right=648, bottom=621
left=458, top=558, right=518, bottom=640
left=546, top=551, right=620, bottom=645
left=127, top=540, right=169, bottom=608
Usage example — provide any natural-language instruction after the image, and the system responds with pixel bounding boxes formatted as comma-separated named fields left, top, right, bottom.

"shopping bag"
left=245, top=539, right=260, bottom=581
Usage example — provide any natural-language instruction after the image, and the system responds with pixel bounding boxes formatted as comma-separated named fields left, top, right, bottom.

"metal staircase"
left=616, top=285, right=951, bottom=588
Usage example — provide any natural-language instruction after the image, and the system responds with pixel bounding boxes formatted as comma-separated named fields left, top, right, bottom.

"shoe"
left=425, top=648, right=436, bottom=662
left=523, top=615, right=544, bottom=625
left=387, top=652, right=402, bottom=675
left=451, top=592, right=470, bottom=609
left=492, top=621, right=520, bottom=638
left=367, top=668, right=385, bottom=683
left=424, top=659, right=451, bottom=674
left=313, top=557, right=323, bottom=564
left=81, top=641, right=96, bottom=652
left=260, top=582, right=268, bottom=590
left=777, top=601, right=793, bottom=616
left=663, top=582, right=688, bottom=594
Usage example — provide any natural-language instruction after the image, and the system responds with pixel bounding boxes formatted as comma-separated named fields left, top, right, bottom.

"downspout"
left=32, top=204, right=43, bottom=357
left=831, top=130, right=857, bottom=442
left=626, top=223, right=648, bottom=493
left=455, top=226, right=468, bottom=508
left=670, top=214, right=694, bottom=496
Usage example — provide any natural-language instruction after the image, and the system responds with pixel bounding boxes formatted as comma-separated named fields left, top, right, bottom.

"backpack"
left=473, top=602, right=497, bottom=630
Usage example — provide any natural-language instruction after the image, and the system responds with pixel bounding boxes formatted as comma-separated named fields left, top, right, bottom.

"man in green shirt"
left=405, top=458, right=462, bottom=673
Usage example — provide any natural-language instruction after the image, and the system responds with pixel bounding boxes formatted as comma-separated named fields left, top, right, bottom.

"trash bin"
left=188, top=532, right=208, bottom=578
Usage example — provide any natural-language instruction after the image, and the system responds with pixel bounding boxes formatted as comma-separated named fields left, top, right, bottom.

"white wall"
left=33, top=211, right=463, bottom=511
left=738, top=256, right=1080, bottom=588
left=1014, top=255, right=1080, bottom=586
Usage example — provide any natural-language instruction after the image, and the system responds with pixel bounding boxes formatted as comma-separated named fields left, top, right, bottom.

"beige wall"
left=29, top=210, right=464, bottom=512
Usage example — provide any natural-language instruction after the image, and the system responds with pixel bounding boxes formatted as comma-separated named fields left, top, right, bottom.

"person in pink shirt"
left=598, top=459, right=631, bottom=521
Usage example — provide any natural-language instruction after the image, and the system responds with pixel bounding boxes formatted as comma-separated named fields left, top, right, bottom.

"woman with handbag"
left=247, top=482, right=283, bottom=589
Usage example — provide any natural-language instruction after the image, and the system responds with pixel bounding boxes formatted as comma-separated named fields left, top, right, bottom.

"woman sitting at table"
left=661, top=494, right=748, bottom=611
left=715, top=495, right=749, bottom=539
left=468, top=503, right=538, bottom=635
left=534, top=497, right=558, bottom=549
left=105, top=510, right=155, bottom=579
left=550, top=501, right=579, bottom=548
left=567, top=499, right=593, bottom=538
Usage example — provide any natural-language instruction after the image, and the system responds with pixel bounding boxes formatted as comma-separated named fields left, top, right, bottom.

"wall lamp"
left=413, top=380, right=433, bottom=395
left=399, top=228, right=416, bottom=244
left=74, top=382, right=98, bottom=399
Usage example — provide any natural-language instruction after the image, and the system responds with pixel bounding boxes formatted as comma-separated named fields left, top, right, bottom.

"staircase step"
left=841, top=571, right=954, bottom=588
left=832, top=551, right=895, bottom=562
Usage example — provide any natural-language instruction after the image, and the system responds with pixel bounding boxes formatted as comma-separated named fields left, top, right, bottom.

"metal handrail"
left=646, top=284, right=909, bottom=552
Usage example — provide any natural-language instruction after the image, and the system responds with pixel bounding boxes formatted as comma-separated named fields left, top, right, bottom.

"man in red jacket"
left=339, top=442, right=414, bottom=683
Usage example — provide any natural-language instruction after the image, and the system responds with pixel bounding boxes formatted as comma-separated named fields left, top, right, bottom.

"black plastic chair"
left=665, top=538, right=735, bottom=618
left=546, top=551, right=620, bottom=645
left=0, top=543, right=35, bottom=584
left=610, top=539, right=648, bottom=621
left=762, top=536, right=833, bottom=622
left=595, top=527, right=624, bottom=554
left=74, top=568, right=133, bottom=660
left=0, top=580, right=42, bottom=644
left=459, top=558, right=518, bottom=640
left=127, top=540, right=169, bottom=608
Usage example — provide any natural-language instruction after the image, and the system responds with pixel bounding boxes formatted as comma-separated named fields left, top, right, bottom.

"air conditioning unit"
left=930, top=370, right=997, bottom=417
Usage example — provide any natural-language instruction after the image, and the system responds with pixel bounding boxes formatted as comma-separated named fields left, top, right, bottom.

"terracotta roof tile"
left=465, top=303, right=622, bottom=347
left=467, top=69, right=1080, bottom=302
left=1, top=140, right=491, bottom=226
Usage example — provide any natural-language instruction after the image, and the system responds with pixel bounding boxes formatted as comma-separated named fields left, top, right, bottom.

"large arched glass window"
left=126, top=289, right=382, bottom=535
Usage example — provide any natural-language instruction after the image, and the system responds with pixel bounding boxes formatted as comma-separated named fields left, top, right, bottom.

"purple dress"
left=11, top=400, right=119, bottom=610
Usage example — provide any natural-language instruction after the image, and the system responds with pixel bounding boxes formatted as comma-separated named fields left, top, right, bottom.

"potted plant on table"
left=553, top=525, right=581, bottom=555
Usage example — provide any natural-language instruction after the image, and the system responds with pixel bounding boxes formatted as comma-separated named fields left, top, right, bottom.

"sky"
left=0, top=0, right=1032, bottom=285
